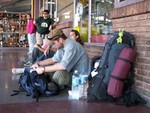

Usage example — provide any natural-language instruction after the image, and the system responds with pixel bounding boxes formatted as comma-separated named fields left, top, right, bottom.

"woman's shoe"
left=12, top=68, right=24, bottom=74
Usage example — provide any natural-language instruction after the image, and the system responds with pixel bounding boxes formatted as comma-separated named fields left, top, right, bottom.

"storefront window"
left=90, top=0, right=113, bottom=43
left=74, top=0, right=89, bottom=42
left=74, top=0, right=114, bottom=43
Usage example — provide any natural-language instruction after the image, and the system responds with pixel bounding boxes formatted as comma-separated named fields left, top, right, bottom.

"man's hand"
left=32, top=62, right=39, bottom=70
left=32, top=63, right=45, bottom=74
left=35, top=66, right=45, bottom=74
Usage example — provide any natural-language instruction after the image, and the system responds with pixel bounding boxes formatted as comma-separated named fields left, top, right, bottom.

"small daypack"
left=11, top=67, right=59, bottom=102
left=87, top=31, right=146, bottom=106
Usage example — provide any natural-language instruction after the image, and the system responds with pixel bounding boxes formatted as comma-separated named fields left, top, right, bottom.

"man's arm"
left=35, top=62, right=65, bottom=74
left=49, top=22, right=58, bottom=31
left=33, top=20, right=37, bottom=26
left=53, top=22, right=58, bottom=28
left=44, top=63, right=65, bottom=72
left=37, top=58, right=55, bottom=66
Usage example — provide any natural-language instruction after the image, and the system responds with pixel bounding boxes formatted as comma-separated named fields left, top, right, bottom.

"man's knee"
left=52, top=70, right=71, bottom=86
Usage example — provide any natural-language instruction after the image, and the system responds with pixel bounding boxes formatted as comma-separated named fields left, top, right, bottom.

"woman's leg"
left=35, top=51, right=55, bottom=62
left=31, top=48, right=43, bottom=64
left=28, top=33, right=35, bottom=53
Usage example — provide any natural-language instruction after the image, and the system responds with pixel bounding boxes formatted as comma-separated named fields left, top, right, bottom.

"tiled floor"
left=0, top=47, right=150, bottom=113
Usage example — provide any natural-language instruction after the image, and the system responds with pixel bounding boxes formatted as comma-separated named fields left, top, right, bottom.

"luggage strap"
left=110, top=75, right=125, bottom=81
left=118, top=57, right=131, bottom=63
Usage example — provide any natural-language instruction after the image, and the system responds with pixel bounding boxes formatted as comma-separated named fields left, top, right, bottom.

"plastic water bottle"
left=71, top=70, right=80, bottom=99
left=79, top=74, right=88, bottom=99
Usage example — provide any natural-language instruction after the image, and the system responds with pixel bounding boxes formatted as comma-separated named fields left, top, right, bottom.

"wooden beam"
left=31, top=0, right=34, bottom=18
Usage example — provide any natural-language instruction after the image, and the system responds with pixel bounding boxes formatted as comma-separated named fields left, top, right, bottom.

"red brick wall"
left=84, top=43, right=104, bottom=59
left=57, top=0, right=74, bottom=36
left=111, top=0, right=150, bottom=107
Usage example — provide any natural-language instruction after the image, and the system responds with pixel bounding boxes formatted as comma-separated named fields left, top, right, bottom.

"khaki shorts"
left=36, top=32, right=48, bottom=45
left=49, top=70, right=72, bottom=86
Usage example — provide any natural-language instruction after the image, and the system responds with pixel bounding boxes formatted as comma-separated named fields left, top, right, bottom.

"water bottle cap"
left=74, top=70, right=78, bottom=73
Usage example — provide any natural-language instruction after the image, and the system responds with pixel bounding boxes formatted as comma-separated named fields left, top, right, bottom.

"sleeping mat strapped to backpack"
left=107, top=47, right=137, bottom=98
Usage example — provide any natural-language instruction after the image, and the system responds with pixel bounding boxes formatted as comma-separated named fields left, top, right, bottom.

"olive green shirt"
left=35, top=17, right=54, bottom=34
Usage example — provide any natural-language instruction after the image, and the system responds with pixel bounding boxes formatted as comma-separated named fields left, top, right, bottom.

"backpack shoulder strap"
left=10, top=90, right=20, bottom=96
left=96, top=36, right=117, bottom=78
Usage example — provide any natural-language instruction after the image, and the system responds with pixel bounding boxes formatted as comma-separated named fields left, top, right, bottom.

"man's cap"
left=43, top=10, right=50, bottom=14
left=48, top=29, right=64, bottom=40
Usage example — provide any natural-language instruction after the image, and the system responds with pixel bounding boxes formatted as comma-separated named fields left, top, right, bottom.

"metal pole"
left=73, top=0, right=76, bottom=28
left=88, top=0, right=91, bottom=43
left=56, top=0, right=58, bottom=19
left=50, top=0, right=52, bottom=18
left=45, top=0, right=48, bottom=9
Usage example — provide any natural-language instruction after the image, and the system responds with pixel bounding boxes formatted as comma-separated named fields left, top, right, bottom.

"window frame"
left=114, top=0, right=144, bottom=8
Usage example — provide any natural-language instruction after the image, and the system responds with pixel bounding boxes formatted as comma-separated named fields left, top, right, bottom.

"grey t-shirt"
left=52, top=38, right=90, bottom=75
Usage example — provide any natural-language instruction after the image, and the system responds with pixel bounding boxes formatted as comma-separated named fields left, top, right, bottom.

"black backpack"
left=11, top=67, right=59, bottom=102
left=87, top=31, right=146, bottom=106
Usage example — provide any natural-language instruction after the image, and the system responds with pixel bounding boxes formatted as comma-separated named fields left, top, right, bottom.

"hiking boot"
left=47, top=82, right=60, bottom=95
left=48, top=82, right=58, bottom=91
left=12, top=68, right=24, bottom=74
left=59, top=85, right=65, bottom=90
